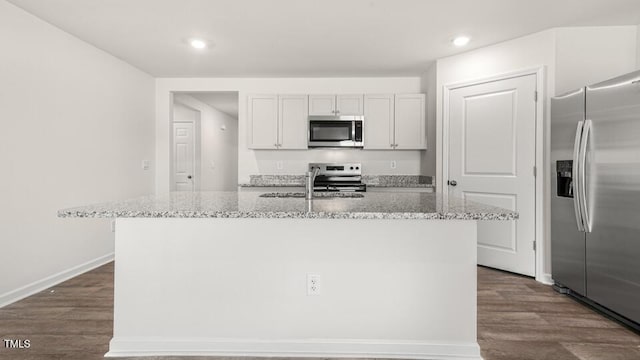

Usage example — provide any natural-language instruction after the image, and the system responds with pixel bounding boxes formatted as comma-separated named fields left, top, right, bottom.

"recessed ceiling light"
left=453, top=36, right=470, bottom=47
left=190, top=39, right=207, bottom=49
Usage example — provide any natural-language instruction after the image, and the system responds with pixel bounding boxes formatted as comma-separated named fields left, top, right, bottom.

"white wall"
left=0, top=1, right=155, bottom=306
left=173, top=102, right=200, bottom=122
left=555, top=26, right=637, bottom=95
left=156, top=78, right=423, bottom=192
left=174, top=94, right=239, bottom=191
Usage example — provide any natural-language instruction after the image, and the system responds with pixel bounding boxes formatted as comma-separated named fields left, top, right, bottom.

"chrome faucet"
left=305, top=166, right=321, bottom=200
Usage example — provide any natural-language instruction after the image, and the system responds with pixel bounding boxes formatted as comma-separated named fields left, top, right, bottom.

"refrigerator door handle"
left=579, top=119, right=592, bottom=233
left=573, top=120, right=585, bottom=232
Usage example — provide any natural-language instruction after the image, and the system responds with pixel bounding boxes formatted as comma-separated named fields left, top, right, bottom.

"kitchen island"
left=59, top=191, right=517, bottom=359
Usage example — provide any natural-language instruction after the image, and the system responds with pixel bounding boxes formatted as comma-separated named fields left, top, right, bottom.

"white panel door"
left=173, top=122, right=195, bottom=191
left=248, top=95, right=278, bottom=149
left=448, top=74, right=537, bottom=276
left=309, top=95, right=336, bottom=115
left=278, top=95, right=308, bottom=149
left=336, top=94, right=364, bottom=115
left=394, top=94, right=426, bottom=149
left=364, top=94, right=394, bottom=150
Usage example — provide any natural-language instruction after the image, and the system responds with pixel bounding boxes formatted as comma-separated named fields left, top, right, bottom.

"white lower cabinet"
left=367, top=187, right=434, bottom=193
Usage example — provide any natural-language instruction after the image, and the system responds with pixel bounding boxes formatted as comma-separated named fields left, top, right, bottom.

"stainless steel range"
left=308, top=163, right=366, bottom=192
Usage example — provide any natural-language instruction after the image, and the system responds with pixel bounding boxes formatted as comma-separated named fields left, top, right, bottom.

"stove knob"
left=356, top=166, right=360, bottom=170
left=350, top=166, right=354, bottom=170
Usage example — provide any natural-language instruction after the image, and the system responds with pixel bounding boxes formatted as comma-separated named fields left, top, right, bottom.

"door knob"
left=187, top=175, right=192, bottom=179
left=448, top=180, right=457, bottom=186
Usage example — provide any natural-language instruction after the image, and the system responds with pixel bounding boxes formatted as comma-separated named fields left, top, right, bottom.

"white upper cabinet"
left=363, top=93, right=426, bottom=150
left=278, top=95, right=308, bottom=149
left=394, top=94, right=426, bottom=149
left=336, top=94, right=364, bottom=115
left=248, top=94, right=278, bottom=149
left=248, top=93, right=425, bottom=151
left=248, top=94, right=309, bottom=150
left=308, top=95, right=336, bottom=116
left=309, top=94, right=364, bottom=116
left=364, top=94, right=395, bottom=149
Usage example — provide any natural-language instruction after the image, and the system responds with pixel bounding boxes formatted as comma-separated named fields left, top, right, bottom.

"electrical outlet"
left=110, top=220, right=116, bottom=233
left=307, top=274, right=321, bottom=296
left=390, top=160, right=397, bottom=169
left=142, top=160, right=150, bottom=170
left=276, top=161, right=284, bottom=170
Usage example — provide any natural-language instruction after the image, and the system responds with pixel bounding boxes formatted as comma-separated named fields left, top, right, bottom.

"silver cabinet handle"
left=572, top=121, right=585, bottom=232
left=578, top=119, right=592, bottom=232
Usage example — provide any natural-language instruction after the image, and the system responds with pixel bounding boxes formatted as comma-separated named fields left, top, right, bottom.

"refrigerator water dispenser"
left=556, top=160, right=574, bottom=198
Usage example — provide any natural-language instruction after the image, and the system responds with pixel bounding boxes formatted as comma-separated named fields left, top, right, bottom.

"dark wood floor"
left=1, top=263, right=639, bottom=360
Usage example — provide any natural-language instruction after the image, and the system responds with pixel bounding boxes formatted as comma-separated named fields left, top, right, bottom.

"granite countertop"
left=239, top=175, right=434, bottom=188
left=58, top=191, right=517, bottom=221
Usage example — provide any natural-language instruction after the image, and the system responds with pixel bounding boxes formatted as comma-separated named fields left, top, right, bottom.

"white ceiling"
left=8, top=0, right=640, bottom=77
left=187, top=92, right=239, bottom=118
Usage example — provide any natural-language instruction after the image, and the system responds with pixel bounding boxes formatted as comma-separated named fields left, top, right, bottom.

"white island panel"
left=108, top=217, right=480, bottom=359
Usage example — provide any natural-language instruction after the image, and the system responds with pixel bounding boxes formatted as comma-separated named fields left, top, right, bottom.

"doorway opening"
left=171, top=92, right=239, bottom=191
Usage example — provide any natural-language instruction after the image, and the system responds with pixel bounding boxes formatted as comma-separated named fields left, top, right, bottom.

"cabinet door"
left=309, top=95, right=336, bottom=115
left=363, top=94, right=395, bottom=149
left=278, top=95, right=308, bottom=149
left=394, top=94, right=426, bottom=149
left=336, top=94, right=364, bottom=115
left=367, top=187, right=434, bottom=193
left=248, top=94, right=278, bottom=149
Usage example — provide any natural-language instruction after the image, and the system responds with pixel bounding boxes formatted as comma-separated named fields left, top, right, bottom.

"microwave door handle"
left=579, top=119, right=592, bottom=233
left=351, top=120, right=356, bottom=144
left=572, top=120, right=585, bottom=232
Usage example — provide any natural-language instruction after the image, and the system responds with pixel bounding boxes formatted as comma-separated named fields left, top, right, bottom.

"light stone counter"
left=58, top=191, right=517, bottom=221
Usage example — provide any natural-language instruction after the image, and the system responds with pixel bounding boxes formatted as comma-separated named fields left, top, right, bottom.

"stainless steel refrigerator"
left=551, top=70, right=640, bottom=329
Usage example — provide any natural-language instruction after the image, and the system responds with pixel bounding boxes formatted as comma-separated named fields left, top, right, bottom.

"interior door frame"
left=440, top=66, right=547, bottom=283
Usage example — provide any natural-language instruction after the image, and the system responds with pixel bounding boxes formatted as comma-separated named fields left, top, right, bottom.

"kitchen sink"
left=259, top=192, right=364, bottom=199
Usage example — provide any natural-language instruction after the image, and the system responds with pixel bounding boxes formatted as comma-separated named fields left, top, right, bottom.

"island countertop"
left=58, top=191, right=518, bottom=220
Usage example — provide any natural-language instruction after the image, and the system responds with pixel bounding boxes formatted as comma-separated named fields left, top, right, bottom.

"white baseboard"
left=536, top=272, right=554, bottom=285
left=106, top=337, right=482, bottom=360
left=0, top=252, right=114, bottom=308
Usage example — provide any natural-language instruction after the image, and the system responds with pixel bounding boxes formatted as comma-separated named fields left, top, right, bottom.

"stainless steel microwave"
left=308, top=115, right=364, bottom=148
